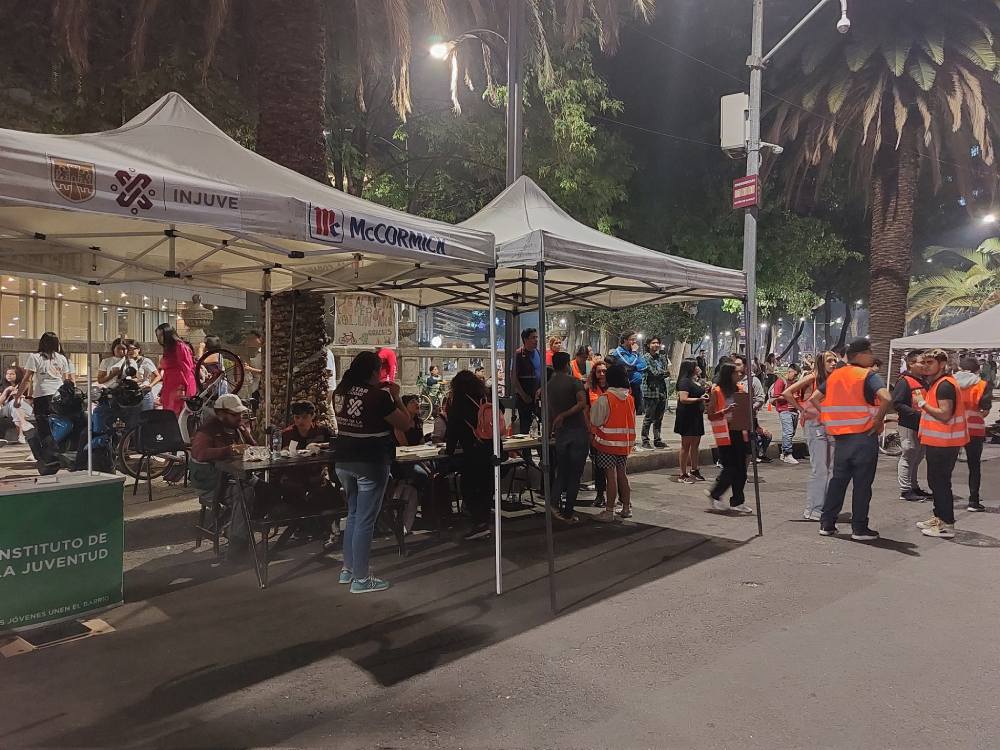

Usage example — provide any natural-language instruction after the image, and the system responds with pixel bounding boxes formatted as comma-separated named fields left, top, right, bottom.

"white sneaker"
left=780, top=454, right=799, bottom=465
left=919, top=518, right=955, bottom=538
left=706, top=490, right=727, bottom=512
left=803, top=510, right=822, bottom=521
left=732, top=503, right=754, bottom=514
left=916, top=516, right=939, bottom=530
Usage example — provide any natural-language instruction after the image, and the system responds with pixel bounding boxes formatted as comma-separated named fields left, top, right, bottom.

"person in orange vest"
left=570, top=345, right=591, bottom=384
left=810, top=339, right=892, bottom=541
left=586, top=361, right=610, bottom=507
left=706, top=362, right=754, bottom=514
left=915, top=349, right=970, bottom=537
left=891, top=350, right=931, bottom=501
left=589, top=364, right=636, bottom=522
left=955, top=356, right=991, bottom=512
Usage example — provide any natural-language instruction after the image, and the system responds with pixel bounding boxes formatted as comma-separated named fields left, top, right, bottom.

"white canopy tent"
left=891, top=306, right=1000, bottom=351
left=452, top=176, right=749, bottom=611
left=0, top=93, right=513, bottom=593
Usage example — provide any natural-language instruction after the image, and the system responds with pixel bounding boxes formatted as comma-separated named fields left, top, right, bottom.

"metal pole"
left=87, top=316, right=93, bottom=475
left=263, top=270, right=272, bottom=429
left=744, top=299, right=764, bottom=535
left=743, top=0, right=764, bottom=372
left=487, top=272, right=503, bottom=595
left=537, top=262, right=557, bottom=613
left=505, top=0, right=524, bottom=186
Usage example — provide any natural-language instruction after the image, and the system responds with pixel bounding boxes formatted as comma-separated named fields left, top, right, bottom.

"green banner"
left=0, top=475, right=124, bottom=631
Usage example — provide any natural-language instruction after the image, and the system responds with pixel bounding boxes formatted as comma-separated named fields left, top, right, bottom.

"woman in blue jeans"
left=333, top=351, right=412, bottom=594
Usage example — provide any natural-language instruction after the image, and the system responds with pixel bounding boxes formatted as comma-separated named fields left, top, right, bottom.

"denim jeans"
left=778, top=410, right=798, bottom=455
left=821, top=432, right=878, bottom=533
left=551, top=428, right=590, bottom=515
left=803, top=421, right=833, bottom=515
left=335, top=460, right=391, bottom=579
left=896, top=425, right=925, bottom=494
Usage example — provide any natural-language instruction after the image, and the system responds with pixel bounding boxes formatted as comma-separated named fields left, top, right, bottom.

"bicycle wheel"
left=195, top=348, right=245, bottom=397
left=117, top=426, right=184, bottom=481
left=418, top=395, right=433, bottom=422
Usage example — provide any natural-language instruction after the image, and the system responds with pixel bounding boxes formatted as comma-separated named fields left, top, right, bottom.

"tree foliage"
left=907, top=237, right=1000, bottom=324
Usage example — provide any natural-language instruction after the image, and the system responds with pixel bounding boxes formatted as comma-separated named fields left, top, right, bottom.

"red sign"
left=308, top=204, right=345, bottom=242
left=733, top=175, right=760, bottom=209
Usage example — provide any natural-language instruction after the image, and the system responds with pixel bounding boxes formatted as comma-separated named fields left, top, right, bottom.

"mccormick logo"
left=308, top=204, right=344, bottom=242
left=49, top=156, right=95, bottom=203
left=111, top=168, right=156, bottom=215
left=348, top=217, right=446, bottom=255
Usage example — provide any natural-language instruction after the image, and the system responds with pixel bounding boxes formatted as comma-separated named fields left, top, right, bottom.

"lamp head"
left=836, top=2, right=851, bottom=34
left=429, top=42, right=452, bottom=60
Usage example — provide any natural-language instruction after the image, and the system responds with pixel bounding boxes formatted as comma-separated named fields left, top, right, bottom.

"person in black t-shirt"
left=333, top=351, right=412, bottom=594
left=279, top=400, right=335, bottom=505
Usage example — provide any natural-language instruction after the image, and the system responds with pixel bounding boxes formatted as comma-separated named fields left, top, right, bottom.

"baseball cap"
left=214, top=393, right=248, bottom=413
left=845, top=339, right=872, bottom=357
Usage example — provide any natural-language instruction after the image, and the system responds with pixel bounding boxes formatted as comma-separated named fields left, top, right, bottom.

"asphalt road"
left=3, top=447, right=1000, bottom=749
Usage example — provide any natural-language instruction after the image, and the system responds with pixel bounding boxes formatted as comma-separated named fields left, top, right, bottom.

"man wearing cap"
left=811, top=339, right=892, bottom=541
left=190, top=394, right=260, bottom=560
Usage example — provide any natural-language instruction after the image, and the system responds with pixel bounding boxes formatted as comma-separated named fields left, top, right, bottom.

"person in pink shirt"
left=156, top=323, right=197, bottom=415
left=770, top=362, right=802, bottom=465
left=378, top=347, right=398, bottom=384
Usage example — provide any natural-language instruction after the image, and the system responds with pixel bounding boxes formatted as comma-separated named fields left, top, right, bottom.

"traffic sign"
left=733, top=176, right=760, bottom=209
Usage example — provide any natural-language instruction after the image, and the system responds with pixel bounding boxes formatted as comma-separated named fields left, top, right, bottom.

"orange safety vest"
left=708, top=386, right=732, bottom=447
left=591, top=389, right=636, bottom=455
left=919, top=375, right=969, bottom=447
left=571, top=359, right=587, bottom=382
left=820, top=365, right=878, bottom=436
left=961, top=377, right=988, bottom=439
left=902, top=375, right=925, bottom=409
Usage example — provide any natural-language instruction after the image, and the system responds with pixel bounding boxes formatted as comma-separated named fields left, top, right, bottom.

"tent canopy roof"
left=0, top=92, right=493, bottom=301
left=892, top=306, right=1000, bottom=350
left=456, top=176, right=746, bottom=309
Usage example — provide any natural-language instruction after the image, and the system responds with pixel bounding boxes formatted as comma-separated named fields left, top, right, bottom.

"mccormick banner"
left=0, top=474, right=124, bottom=631
left=334, top=294, right=397, bottom=347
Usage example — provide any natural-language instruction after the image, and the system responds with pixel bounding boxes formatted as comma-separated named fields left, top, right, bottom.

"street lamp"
left=429, top=19, right=521, bottom=186
left=983, top=213, right=997, bottom=224
left=740, top=0, right=850, bottom=378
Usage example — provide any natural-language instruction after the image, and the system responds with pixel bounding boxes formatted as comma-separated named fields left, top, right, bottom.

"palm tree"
left=767, top=0, right=1000, bottom=366
left=907, top=237, right=1000, bottom=325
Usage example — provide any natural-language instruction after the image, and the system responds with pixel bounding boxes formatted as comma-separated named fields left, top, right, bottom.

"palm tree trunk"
left=868, top=144, right=919, bottom=368
left=253, top=0, right=329, bottom=426
left=253, top=0, right=327, bottom=181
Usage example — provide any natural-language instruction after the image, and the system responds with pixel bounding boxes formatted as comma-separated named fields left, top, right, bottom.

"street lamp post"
left=742, top=0, right=850, bottom=377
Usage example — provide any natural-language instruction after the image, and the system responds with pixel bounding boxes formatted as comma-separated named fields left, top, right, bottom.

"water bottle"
left=269, top=426, right=281, bottom=459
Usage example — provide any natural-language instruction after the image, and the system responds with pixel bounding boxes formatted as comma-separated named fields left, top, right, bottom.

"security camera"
left=837, top=13, right=851, bottom=33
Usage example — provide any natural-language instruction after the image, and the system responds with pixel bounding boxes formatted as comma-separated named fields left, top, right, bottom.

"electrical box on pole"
left=720, top=93, right=750, bottom=156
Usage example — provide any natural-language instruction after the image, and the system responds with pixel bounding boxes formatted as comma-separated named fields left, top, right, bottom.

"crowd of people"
left=6, top=319, right=996, bottom=596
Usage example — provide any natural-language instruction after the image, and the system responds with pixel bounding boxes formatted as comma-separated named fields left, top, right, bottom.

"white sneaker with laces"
left=732, top=503, right=754, bottom=514
left=916, top=516, right=939, bottom=530
left=780, top=454, right=799, bottom=465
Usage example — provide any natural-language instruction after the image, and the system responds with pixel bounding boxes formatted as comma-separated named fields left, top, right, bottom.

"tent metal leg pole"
left=536, top=262, right=557, bottom=614
left=487, top=272, right=503, bottom=595
left=744, top=298, right=763, bottom=536
left=263, top=270, right=272, bottom=429
left=87, top=316, right=93, bottom=476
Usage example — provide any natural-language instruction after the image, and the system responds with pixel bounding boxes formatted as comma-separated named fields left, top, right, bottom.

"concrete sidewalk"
left=3, top=442, right=1000, bottom=748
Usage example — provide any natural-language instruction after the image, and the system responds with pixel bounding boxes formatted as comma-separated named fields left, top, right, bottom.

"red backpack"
left=467, top=395, right=505, bottom=441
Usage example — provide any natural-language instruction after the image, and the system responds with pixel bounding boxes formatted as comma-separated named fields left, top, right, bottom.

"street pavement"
left=3, top=444, right=1000, bottom=749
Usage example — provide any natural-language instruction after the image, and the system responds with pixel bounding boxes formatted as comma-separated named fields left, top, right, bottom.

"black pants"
left=925, top=445, right=959, bottom=524
left=630, top=383, right=644, bottom=414
left=641, top=397, right=666, bottom=441
left=459, top=449, right=494, bottom=524
left=966, top=437, right=984, bottom=504
left=711, top=430, right=749, bottom=506
left=821, top=433, right=878, bottom=532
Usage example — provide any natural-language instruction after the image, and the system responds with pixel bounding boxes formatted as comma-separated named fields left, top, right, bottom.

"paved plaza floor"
left=3, top=437, right=1000, bottom=748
